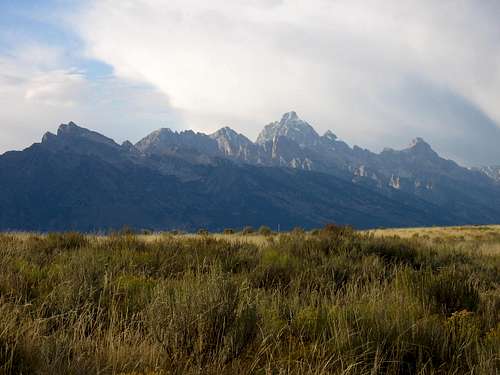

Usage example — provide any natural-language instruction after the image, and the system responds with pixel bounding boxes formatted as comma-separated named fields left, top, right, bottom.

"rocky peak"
left=256, top=111, right=320, bottom=147
left=210, top=127, right=252, bottom=145
left=408, top=137, right=433, bottom=151
left=135, top=128, right=172, bottom=148
left=57, top=121, right=84, bottom=135
left=122, top=140, right=135, bottom=148
left=409, top=137, right=430, bottom=148
left=211, top=126, right=244, bottom=141
left=121, top=140, right=138, bottom=153
left=136, top=128, right=219, bottom=156
left=282, top=111, right=299, bottom=122
left=210, top=127, right=256, bottom=159
left=42, top=122, right=119, bottom=149
left=400, top=137, right=438, bottom=159
left=323, top=130, right=338, bottom=141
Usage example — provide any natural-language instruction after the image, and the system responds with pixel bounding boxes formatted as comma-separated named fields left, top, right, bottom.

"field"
left=0, top=225, right=499, bottom=374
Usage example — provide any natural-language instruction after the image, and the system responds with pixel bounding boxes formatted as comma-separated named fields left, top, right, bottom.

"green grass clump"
left=0, top=227, right=498, bottom=374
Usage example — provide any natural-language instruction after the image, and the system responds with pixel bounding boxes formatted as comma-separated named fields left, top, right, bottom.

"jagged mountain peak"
left=211, top=126, right=253, bottom=143
left=405, top=137, right=437, bottom=156
left=210, top=126, right=256, bottom=159
left=379, top=137, right=437, bottom=160
left=155, top=127, right=174, bottom=133
left=281, top=111, right=299, bottom=122
left=57, top=121, right=85, bottom=135
left=136, top=126, right=219, bottom=156
left=144, top=128, right=174, bottom=139
left=122, top=140, right=134, bottom=147
left=121, top=140, right=137, bottom=152
left=43, top=121, right=118, bottom=148
left=135, top=128, right=179, bottom=151
left=210, top=126, right=240, bottom=139
left=277, top=111, right=310, bottom=129
left=57, top=121, right=97, bottom=137
left=256, top=111, right=320, bottom=147
left=409, top=137, right=430, bottom=148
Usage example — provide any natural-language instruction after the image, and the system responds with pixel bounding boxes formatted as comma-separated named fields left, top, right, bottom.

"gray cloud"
left=70, top=0, right=500, bottom=165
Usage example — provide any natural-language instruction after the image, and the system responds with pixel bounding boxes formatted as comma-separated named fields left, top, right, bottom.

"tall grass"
left=0, top=228, right=498, bottom=374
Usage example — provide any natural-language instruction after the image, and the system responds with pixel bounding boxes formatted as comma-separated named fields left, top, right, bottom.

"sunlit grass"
left=0, top=226, right=499, bottom=373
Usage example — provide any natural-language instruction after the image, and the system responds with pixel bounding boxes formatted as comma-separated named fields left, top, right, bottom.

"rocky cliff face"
left=136, top=128, right=219, bottom=156
left=209, top=127, right=262, bottom=163
left=256, top=111, right=320, bottom=148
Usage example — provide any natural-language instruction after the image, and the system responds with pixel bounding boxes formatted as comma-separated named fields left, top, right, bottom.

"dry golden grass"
left=137, top=233, right=273, bottom=247
left=1, top=225, right=499, bottom=373
left=368, top=224, right=500, bottom=240
left=10, top=224, right=500, bottom=249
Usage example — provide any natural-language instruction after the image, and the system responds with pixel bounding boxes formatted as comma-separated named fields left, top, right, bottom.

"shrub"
left=147, top=273, right=257, bottom=363
left=425, top=270, right=480, bottom=314
left=258, top=226, right=272, bottom=236
left=0, top=305, right=32, bottom=374
left=321, top=223, right=354, bottom=237
left=223, top=228, right=235, bottom=235
left=291, top=306, right=332, bottom=342
left=23, top=233, right=89, bottom=264
left=406, top=269, right=481, bottom=315
left=119, top=225, right=136, bottom=235
left=361, top=236, right=423, bottom=267
left=291, top=227, right=305, bottom=235
left=250, top=249, right=297, bottom=290
left=114, top=275, right=155, bottom=315
left=241, top=226, right=254, bottom=235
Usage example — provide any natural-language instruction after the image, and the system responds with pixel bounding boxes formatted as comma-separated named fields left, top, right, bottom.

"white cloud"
left=73, top=0, right=500, bottom=165
left=0, top=45, right=178, bottom=154
left=24, top=70, right=87, bottom=107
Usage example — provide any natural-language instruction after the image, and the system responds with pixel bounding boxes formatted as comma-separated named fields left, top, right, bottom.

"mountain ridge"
left=1, top=112, right=499, bottom=231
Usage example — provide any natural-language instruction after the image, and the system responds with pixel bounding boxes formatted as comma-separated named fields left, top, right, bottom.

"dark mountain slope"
left=1, top=118, right=499, bottom=231
left=137, top=112, right=500, bottom=224
left=0, top=140, right=457, bottom=232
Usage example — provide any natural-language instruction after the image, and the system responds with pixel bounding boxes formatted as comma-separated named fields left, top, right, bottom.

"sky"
left=1, top=0, right=500, bottom=166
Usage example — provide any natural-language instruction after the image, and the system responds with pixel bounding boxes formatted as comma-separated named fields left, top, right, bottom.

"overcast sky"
left=1, top=0, right=500, bottom=166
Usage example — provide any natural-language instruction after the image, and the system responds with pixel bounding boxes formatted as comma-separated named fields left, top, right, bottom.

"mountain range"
left=1, top=111, right=499, bottom=232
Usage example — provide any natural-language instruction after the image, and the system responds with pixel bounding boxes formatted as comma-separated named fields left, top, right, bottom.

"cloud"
left=0, top=44, right=179, bottom=154
left=73, top=0, right=500, bottom=165
left=24, top=70, right=87, bottom=107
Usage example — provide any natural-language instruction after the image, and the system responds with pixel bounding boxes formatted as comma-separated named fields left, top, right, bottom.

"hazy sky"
left=1, top=0, right=500, bottom=166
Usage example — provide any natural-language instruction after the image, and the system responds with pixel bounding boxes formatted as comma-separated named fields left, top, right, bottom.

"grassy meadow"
left=0, top=225, right=499, bottom=374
